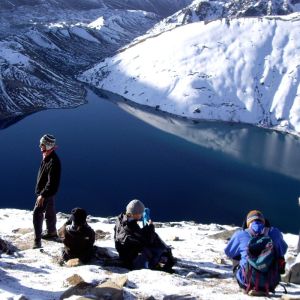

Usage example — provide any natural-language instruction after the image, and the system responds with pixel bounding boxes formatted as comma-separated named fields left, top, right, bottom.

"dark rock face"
left=1, top=0, right=192, bottom=16
left=195, top=0, right=296, bottom=20
left=0, top=237, right=18, bottom=255
left=161, top=0, right=299, bottom=28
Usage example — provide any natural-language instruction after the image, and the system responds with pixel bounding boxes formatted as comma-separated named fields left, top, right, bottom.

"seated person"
left=58, top=207, right=95, bottom=263
left=224, top=210, right=287, bottom=296
left=114, top=199, right=174, bottom=272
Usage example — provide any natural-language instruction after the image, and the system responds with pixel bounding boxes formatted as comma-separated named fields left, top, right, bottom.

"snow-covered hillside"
left=0, top=209, right=298, bottom=299
left=0, top=0, right=192, bottom=126
left=80, top=14, right=300, bottom=135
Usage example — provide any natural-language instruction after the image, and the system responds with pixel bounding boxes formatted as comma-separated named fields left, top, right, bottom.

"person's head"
left=70, top=207, right=87, bottom=226
left=246, top=210, right=265, bottom=228
left=126, top=199, right=145, bottom=220
left=246, top=210, right=265, bottom=234
left=39, top=134, right=56, bottom=152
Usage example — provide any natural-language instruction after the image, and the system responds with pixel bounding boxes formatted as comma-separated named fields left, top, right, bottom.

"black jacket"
left=58, top=223, right=95, bottom=263
left=114, top=213, right=156, bottom=265
left=35, top=151, right=61, bottom=197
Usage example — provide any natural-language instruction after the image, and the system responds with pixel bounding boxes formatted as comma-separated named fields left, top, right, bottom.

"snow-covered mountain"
left=0, top=0, right=192, bottom=126
left=0, top=209, right=298, bottom=300
left=147, top=0, right=300, bottom=36
left=80, top=13, right=300, bottom=135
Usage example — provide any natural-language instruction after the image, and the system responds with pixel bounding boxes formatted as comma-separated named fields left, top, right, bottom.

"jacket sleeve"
left=88, top=227, right=96, bottom=246
left=40, top=157, right=61, bottom=197
left=57, top=224, right=67, bottom=240
left=269, top=227, right=288, bottom=257
left=140, top=223, right=156, bottom=244
left=224, top=230, right=241, bottom=259
left=123, top=222, right=155, bottom=248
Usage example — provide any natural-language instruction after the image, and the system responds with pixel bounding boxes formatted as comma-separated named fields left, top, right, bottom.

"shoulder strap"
left=246, top=228, right=254, bottom=237
left=262, top=227, right=270, bottom=236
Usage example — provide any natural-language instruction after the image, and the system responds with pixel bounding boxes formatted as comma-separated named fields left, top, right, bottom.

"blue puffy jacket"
left=224, top=227, right=288, bottom=287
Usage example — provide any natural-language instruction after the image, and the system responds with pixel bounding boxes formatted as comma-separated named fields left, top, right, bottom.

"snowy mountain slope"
left=0, top=209, right=298, bottom=300
left=80, top=14, right=300, bottom=135
left=146, top=0, right=300, bottom=37
left=0, top=1, right=191, bottom=126
left=0, top=12, right=158, bottom=124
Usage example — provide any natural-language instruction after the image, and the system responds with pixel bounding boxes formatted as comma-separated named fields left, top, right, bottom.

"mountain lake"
left=0, top=89, right=299, bottom=234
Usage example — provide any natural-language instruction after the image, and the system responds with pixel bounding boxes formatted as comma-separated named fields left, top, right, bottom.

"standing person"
left=224, top=210, right=287, bottom=296
left=33, top=134, right=61, bottom=249
left=114, top=199, right=174, bottom=272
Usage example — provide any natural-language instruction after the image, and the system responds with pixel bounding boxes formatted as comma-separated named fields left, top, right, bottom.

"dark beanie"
left=71, top=207, right=87, bottom=225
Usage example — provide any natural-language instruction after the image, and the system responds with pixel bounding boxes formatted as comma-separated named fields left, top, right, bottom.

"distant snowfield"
left=80, top=13, right=300, bottom=136
left=0, top=209, right=299, bottom=300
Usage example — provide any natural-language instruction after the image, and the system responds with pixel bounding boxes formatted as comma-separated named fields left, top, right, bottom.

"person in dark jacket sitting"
left=58, top=207, right=95, bottom=263
left=114, top=199, right=174, bottom=271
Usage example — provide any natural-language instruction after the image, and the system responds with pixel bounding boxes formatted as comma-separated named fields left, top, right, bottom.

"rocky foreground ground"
left=0, top=209, right=299, bottom=300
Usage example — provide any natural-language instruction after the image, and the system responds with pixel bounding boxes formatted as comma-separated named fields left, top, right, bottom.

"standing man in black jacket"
left=33, top=134, right=61, bottom=249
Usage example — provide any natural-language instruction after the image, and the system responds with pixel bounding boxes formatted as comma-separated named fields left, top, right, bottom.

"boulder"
left=95, top=229, right=110, bottom=240
left=0, top=237, right=18, bottom=254
left=66, top=258, right=82, bottom=267
left=281, top=262, right=300, bottom=284
left=281, top=295, right=300, bottom=300
left=12, top=228, right=32, bottom=235
left=65, top=274, right=84, bottom=286
left=60, top=275, right=127, bottom=300
left=60, top=282, right=93, bottom=299
left=208, top=229, right=238, bottom=240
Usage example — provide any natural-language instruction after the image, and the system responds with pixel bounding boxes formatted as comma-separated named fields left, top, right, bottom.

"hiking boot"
left=32, top=240, right=42, bottom=249
left=248, top=290, right=268, bottom=297
left=41, top=231, right=58, bottom=240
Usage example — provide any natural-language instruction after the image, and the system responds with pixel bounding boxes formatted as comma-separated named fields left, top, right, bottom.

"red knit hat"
left=246, top=210, right=265, bottom=228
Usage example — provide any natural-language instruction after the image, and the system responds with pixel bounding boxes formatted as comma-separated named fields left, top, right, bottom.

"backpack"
left=244, top=232, right=281, bottom=295
left=148, top=233, right=175, bottom=273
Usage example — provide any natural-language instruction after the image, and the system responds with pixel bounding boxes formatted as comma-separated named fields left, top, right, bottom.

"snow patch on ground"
left=26, top=30, right=60, bottom=50
left=88, top=16, right=105, bottom=30
left=0, top=42, right=30, bottom=66
left=69, top=26, right=100, bottom=43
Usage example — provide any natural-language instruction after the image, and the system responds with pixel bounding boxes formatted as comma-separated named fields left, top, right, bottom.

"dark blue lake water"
left=0, top=90, right=299, bottom=233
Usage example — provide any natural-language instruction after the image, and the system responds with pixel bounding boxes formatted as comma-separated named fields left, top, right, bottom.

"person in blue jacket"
left=224, top=210, right=288, bottom=292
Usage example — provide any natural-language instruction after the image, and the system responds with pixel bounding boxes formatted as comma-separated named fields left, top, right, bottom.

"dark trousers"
left=298, top=231, right=300, bottom=254
left=132, top=247, right=165, bottom=270
left=33, top=196, right=56, bottom=242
